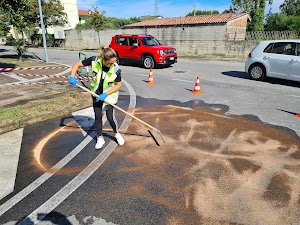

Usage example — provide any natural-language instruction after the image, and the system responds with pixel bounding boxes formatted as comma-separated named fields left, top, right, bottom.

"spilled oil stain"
left=35, top=101, right=300, bottom=224
left=109, top=105, right=300, bottom=225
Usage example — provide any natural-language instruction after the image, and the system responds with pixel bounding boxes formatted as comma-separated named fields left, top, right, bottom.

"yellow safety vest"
left=91, top=57, right=119, bottom=105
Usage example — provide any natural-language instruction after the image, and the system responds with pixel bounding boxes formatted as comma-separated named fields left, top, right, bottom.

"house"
left=78, top=9, right=91, bottom=24
left=64, top=13, right=252, bottom=56
left=60, top=0, right=79, bottom=30
left=125, top=13, right=251, bottom=40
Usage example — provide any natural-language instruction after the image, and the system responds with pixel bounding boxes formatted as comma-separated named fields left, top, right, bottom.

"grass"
left=178, top=52, right=246, bottom=59
left=0, top=91, right=92, bottom=135
left=0, top=54, right=90, bottom=135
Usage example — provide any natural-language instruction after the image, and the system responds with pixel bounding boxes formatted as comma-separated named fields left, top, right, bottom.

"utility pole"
left=38, top=0, right=49, bottom=63
left=194, top=4, right=196, bottom=16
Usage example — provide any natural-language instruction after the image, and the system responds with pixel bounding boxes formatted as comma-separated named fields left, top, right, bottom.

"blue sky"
left=77, top=0, right=284, bottom=19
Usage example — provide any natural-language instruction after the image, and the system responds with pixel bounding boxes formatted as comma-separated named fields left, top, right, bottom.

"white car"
left=245, top=40, right=300, bottom=82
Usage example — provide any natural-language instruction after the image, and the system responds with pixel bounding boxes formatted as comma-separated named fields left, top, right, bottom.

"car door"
left=288, top=42, right=300, bottom=81
left=267, top=42, right=295, bottom=78
left=127, top=37, right=141, bottom=61
left=114, top=37, right=131, bottom=59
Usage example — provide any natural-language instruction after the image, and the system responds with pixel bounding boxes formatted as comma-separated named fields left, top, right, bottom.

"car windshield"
left=141, top=37, right=161, bottom=46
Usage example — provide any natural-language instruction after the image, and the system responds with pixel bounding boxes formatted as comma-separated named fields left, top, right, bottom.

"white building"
left=60, top=0, right=79, bottom=30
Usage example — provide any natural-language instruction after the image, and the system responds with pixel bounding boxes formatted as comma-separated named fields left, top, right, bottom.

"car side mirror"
left=132, top=43, right=138, bottom=47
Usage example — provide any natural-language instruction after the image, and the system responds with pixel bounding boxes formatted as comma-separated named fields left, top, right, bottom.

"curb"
left=178, top=56, right=246, bottom=63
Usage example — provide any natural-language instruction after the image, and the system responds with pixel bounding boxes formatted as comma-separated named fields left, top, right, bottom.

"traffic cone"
left=147, top=68, right=155, bottom=84
left=192, top=76, right=202, bottom=94
left=295, top=114, right=300, bottom=118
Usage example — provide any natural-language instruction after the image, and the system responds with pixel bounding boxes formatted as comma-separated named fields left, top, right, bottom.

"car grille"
left=164, top=50, right=176, bottom=54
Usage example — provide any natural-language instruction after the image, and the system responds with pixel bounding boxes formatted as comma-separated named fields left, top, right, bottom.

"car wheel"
left=143, top=55, right=155, bottom=69
left=249, top=63, right=266, bottom=81
left=115, top=53, right=121, bottom=65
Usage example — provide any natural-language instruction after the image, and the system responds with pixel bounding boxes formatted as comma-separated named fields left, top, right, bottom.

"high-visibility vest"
left=90, top=57, right=119, bottom=105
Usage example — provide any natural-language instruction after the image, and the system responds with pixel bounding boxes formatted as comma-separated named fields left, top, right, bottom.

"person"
left=68, top=46, right=125, bottom=149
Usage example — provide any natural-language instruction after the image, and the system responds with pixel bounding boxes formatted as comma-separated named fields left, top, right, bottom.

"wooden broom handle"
left=76, top=84, right=159, bottom=132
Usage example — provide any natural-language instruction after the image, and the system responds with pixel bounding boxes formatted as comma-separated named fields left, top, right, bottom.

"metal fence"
left=245, top=30, right=300, bottom=40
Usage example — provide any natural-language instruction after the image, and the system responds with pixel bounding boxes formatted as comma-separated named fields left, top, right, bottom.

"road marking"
left=0, top=107, right=101, bottom=215
left=0, top=129, right=23, bottom=200
left=19, top=79, right=136, bottom=224
left=172, top=78, right=193, bottom=83
left=0, top=129, right=95, bottom=216
left=1, top=73, right=28, bottom=81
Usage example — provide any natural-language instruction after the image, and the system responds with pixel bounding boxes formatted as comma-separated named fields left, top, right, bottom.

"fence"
left=246, top=30, right=300, bottom=40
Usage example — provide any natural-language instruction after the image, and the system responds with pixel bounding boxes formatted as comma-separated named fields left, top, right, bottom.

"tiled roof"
left=126, top=13, right=250, bottom=27
left=78, top=9, right=90, bottom=16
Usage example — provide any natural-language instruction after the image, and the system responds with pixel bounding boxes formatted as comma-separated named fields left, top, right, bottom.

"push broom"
left=75, top=83, right=165, bottom=143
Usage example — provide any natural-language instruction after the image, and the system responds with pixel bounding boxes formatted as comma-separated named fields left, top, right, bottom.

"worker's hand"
left=69, top=76, right=78, bottom=86
left=96, top=93, right=108, bottom=102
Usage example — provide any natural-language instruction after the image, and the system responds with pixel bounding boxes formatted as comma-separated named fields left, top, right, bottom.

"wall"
left=64, top=25, right=258, bottom=57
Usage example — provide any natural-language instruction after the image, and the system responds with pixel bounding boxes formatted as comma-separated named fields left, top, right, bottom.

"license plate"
left=170, top=57, right=174, bottom=60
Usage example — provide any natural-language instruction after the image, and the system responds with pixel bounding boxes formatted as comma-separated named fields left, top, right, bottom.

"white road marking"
left=0, top=105, right=103, bottom=216
left=16, top=79, right=136, bottom=224
left=0, top=129, right=23, bottom=200
left=171, top=78, right=193, bottom=83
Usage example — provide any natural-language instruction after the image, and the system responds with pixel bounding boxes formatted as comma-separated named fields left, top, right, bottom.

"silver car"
left=245, top=40, right=300, bottom=82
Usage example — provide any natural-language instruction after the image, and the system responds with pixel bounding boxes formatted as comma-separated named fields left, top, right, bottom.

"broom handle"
left=76, top=84, right=159, bottom=132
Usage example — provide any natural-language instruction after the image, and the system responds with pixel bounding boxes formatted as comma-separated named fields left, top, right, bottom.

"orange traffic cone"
left=147, top=68, right=155, bottom=84
left=192, top=76, right=202, bottom=94
left=295, top=114, right=300, bottom=118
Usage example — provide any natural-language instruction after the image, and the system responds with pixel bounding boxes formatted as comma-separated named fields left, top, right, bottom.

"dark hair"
left=97, top=46, right=117, bottom=61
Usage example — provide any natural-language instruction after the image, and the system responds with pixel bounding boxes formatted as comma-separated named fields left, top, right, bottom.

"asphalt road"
left=1, top=46, right=300, bottom=225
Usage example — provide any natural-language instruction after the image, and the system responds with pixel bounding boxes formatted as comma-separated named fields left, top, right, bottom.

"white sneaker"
left=95, top=137, right=105, bottom=149
left=115, top=133, right=125, bottom=146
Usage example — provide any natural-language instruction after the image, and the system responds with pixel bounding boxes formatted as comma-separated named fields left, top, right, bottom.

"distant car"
left=245, top=40, right=300, bottom=82
left=109, top=34, right=177, bottom=69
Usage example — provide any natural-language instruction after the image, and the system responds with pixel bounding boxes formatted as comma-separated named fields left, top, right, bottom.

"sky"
left=76, top=0, right=285, bottom=19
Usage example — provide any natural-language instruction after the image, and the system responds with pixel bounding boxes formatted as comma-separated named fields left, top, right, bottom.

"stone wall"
left=64, top=26, right=259, bottom=57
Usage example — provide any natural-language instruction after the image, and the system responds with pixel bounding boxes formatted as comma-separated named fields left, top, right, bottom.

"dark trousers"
left=93, top=98, right=118, bottom=136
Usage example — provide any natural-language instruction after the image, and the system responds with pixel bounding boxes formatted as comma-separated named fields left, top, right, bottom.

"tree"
left=265, top=13, right=300, bottom=31
left=0, top=0, right=38, bottom=41
left=230, top=0, right=273, bottom=31
left=280, top=0, right=300, bottom=16
left=40, top=0, right=68, bottom=33
left=0, top=15, right=9, bottom=37
left=186, top=10, right=219, bottom=16
left=85, top=6, right=108, bottom=31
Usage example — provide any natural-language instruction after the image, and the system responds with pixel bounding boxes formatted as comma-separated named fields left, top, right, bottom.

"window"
left=296, top=43, right=300, bottom=56
left=141, top=37, right=161, bottom=46
left=263, top=43, right=274, bottom=53
left=116, top=37, right=127, bottom=46
left=271, top=42, right=296, bottom=55
left=128, top=38, right=139, bottom=46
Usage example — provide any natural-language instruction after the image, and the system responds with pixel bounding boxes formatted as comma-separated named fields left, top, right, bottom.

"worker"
left=68, top=46, right=125, bottom=149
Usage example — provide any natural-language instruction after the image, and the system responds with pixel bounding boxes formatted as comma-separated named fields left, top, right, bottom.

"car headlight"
left=159, top=50, right=165, bottom=55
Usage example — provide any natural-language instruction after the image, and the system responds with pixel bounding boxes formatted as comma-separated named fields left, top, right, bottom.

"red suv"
left=109, top=34, right=177, bottom=69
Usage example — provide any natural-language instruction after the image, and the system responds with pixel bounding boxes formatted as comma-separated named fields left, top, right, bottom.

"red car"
left=109, top=34, right=177, bottom=69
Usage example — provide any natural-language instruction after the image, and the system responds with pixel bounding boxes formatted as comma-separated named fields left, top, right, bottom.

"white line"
left=19, top=79, right=136, bottom=224
left=0, top=131, right=95, bottom=216
left=171, top=78, right=193, bottom=83
left=0, top=129, right=23, bottom=200
left=0, top=72, right=28, bottom=81
left=0, top=98, right=105, bottom=215
left=135, top=73, right=149, bottom=77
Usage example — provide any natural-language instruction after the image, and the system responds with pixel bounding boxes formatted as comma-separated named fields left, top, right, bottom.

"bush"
left=6, top=35, right=15, bottom=45
left=13, top=40, right=28, bottom=60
